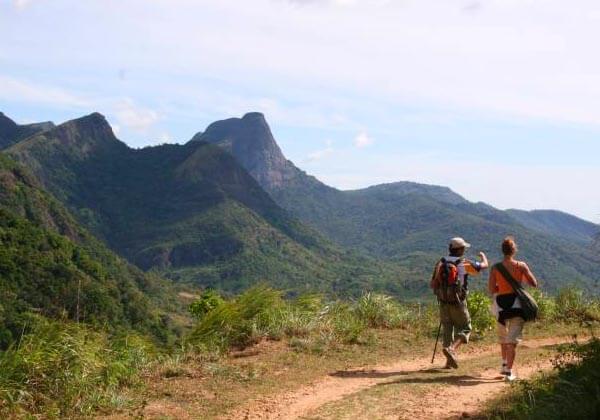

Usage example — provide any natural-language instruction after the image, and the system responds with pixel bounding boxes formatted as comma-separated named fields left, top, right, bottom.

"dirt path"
left=225, top=337, right=570, bottom=420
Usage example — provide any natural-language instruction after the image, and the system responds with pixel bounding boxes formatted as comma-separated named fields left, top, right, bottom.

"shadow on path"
left=377, top=374, right=504, bottom=387
left=330, top=367, right=453, bottom=379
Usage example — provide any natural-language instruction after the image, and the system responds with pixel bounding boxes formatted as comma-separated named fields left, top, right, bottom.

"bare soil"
left=225, top=337, right=570, bottom=420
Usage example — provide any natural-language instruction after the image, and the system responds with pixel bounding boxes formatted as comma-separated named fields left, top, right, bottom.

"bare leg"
left=506, top=343, right=517, bottom=370
left=450, top=337, right=464, bottom=351
left=501, top=343, right=508, bottom=361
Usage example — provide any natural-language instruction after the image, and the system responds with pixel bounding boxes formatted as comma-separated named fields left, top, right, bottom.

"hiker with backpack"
left=488, top=236, right=538, bottom=382
left=430, top=237, right=488, bottom=369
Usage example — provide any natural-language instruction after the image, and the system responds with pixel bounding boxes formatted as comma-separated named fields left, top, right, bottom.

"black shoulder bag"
left=494, top=262, right=538, bottom=322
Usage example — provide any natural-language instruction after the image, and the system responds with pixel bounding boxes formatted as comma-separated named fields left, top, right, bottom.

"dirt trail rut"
left=226, top=337, right=570, bottom=420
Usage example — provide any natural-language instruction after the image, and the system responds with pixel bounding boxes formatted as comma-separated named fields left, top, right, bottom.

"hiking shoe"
left=505, top=372, right=518, bottom=382
left=442, top=347, right=458, bottom=369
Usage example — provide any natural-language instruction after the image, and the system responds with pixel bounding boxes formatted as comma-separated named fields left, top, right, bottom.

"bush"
left=555, top=287, right=600, bottom=323
left=529, top=288, right=558, bottom=321
left=467, top=291, right=495, bottom=336
left=188, top=289, right=225, bottom=319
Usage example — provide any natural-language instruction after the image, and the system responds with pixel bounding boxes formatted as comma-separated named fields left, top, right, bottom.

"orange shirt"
left=490, top=260, right=529, bottom=295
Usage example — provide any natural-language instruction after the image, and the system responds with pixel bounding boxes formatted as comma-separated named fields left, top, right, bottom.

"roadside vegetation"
left=1, top=285, right=599, bottom=418
left=483, top=338, right=600, bottom=419
left=482, top=288, right=600, bottom=420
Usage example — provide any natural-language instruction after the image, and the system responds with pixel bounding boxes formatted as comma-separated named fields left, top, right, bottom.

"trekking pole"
left=431, top=320, right=442, bottom=364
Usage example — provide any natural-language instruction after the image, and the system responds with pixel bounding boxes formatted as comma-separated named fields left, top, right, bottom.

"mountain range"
left=1, top=111, right=599, bottom=306
left=2, top=112, right=401, bottom=297
left=192, top=113, right=600, bottom=291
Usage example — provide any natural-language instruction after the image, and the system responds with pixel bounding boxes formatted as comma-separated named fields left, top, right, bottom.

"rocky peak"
left=191, top=112, right=298, bottom=190
left=50, top=112, right=123, bottom=154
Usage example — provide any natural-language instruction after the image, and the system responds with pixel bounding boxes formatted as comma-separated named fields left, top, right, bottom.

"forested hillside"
left=0, top=155, right=180, bottom=348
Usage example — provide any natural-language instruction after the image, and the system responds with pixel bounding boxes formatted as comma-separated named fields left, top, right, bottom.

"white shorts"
left=497, top=317, right=525, bottom=344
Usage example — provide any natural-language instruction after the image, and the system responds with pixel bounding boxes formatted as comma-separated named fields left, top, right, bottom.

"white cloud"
left=306, top=139, right=334, bottom=162
left=285, top=0, right=389, bottom=7
left=113, top=99, right=159, bottom=133
left=157, top=131, right=174, bottom=144
left=7, top=0, right=600, bottom=126
left=0, top=75, right=89, bottom=108
left=353, top=131, right=373, bottom=148
left=12, top=0, right=33, bottom=10
left=3, top=0, right=600, bottom=220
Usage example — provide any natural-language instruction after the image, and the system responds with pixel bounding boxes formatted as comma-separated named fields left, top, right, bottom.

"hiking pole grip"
left=431, top=320, right=442, bottom=364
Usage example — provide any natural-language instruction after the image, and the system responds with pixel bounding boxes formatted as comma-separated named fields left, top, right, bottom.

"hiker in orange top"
left=431, top=237, right=488, bottom=369
left=488, top=237, right=538, bottom=382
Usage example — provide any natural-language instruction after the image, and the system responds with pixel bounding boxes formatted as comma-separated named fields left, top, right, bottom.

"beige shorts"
left=497, top=317, right=525, bottom=344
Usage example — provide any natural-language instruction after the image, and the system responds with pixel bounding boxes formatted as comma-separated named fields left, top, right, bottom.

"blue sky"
left=1, top=0, right=599, bottom=222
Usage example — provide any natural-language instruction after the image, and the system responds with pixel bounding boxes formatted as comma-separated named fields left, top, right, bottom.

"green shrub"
left=530, top=288, right=558, bottom=321
left=555, top=287, right=600, bottom=323
left=188, top=289, right=225, bottom=319
left=467, top=291, right=495, bottom=336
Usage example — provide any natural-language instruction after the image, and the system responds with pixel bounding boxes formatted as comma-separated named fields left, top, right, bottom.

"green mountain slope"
left=506, top=209, right=599, bottom=245
left=0, top=154, right=179, bottom=348
left=5, top=113, right=403, bottom=295
left=193, top=113, right=600, bottom=292
left=0, top=112, right=54, bottom=149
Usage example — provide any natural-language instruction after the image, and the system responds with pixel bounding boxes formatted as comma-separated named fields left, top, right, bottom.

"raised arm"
left=478, top=251, right=489, bottom=270
left=521, top=262, right=538, bottom=288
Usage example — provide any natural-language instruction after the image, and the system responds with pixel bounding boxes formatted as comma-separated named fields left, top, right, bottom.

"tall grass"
left=188, top=286, right=436, bottom=352
left=0, top=316, right=154, bottom=418
left=188, top=285, right=285, bottom=350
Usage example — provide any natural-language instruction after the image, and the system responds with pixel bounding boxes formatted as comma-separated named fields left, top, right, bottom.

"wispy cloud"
left=284, top=0, right=389, bottom=7
left=353, top=131, right=373, bottom=148
left=306, top=139, right=334, bottom=162
left=12, top=0, right=33, bottom=10
left=0, top=75, right=89, bottom=108
left=462, top=1, right=482, bottom=13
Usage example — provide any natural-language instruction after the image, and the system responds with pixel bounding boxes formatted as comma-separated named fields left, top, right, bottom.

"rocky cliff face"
left=190, top=112, right=301, bottom=190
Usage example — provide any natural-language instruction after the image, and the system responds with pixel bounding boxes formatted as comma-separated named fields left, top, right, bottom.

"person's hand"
left=478, top=251, right=487, bottom=260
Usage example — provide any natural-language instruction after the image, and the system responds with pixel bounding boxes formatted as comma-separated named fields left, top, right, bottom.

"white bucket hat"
left=449, top=237, right=471, bottom=249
